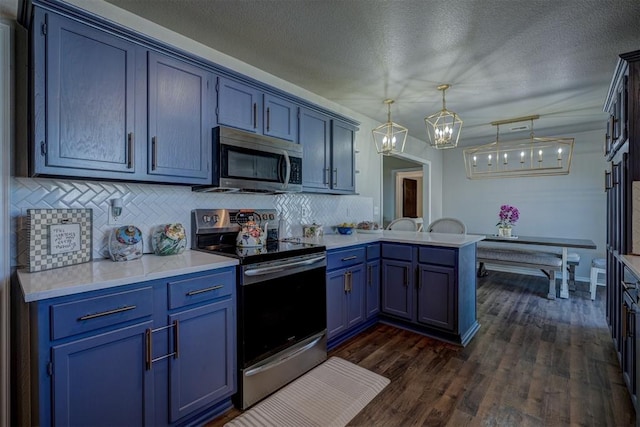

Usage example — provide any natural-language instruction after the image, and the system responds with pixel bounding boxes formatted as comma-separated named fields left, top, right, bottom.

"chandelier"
left=425, top=84, right=463, bottom=149
left=463, top=115, right=574, bottom=179
left=372, top=99, right=408, bottom=156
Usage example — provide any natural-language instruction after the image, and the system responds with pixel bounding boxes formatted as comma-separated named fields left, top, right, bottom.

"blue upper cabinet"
left=217, top=77, right=298, bottom=142
left=28, top=7, right=213, bottom=185
left=331, top=120, right=357, bottom=193
left=216, top=77, right=262, bottom=133
left=263, top=93, right=298, bottom=141
left=300, top=107, right=357, bottom=194
left=147, top=52, right=211, bottom=182
left=33, top=8, right=141, bottom=180
left=299, top=108, right=331, bottom=191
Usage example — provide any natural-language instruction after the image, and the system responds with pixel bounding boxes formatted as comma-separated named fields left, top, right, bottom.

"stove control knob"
left=202, top=215, right=211, bottom=223
left=269, top=214, right=275, bottom=220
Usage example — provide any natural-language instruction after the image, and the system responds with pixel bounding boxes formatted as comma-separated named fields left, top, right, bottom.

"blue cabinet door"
left=217, top=77, right=261, bottom=132
left=326, top=269, right=347, bottom=339
left=346, top=264, right=366, bottom=328
left=264, top=93, right=298, bottom=142
left=35, top=8, right=141, bottom=179
left=148, top=52, right=212, bottom=183
left=366, top=259, right=381, bottom=319
left=300, top=108, right=331, bottom=190
left=381, top=259, right=414, bottom=320
left=330, top=120, right=356, bottom=192
left=416, top=264, right=456, bottom=331
left=52, top=321, right=154, bottom=426
left=168, top=297, right=235, bottom=422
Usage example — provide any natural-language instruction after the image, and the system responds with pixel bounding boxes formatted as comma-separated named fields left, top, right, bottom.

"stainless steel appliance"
left=191, top=209, right=327, bottom=409
left=192, top=126, right=303, bottom=193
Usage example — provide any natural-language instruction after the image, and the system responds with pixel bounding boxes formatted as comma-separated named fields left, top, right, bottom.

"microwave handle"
left=283, top=149, right=291, bottom=189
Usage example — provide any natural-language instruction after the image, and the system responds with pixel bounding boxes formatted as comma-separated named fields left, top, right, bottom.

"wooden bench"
left=477, top=247, right=563, bottom=299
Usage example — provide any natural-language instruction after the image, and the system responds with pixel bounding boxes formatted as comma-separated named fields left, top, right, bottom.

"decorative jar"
left=152, top=223, right=187, bottom=256
left=108, top=225, right=144, bottom=262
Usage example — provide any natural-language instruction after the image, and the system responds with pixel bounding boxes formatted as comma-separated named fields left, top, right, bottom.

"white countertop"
left=17, top=250, right=239, bottom=303
left=621, top=254, right=640, bottom=278
left=298, top=230, right=485, bottom=250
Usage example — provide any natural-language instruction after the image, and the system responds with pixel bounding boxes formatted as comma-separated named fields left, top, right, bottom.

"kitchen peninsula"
left=309, top=230, right=484, bottom=349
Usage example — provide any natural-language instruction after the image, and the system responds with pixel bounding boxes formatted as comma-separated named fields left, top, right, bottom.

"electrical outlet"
left=107, top=210, right=120, bottom=226
left=301, top=207, right=308, bottom=217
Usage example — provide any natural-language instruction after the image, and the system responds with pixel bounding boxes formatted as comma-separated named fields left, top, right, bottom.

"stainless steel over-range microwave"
left=193, top=126, right=303, bottom=193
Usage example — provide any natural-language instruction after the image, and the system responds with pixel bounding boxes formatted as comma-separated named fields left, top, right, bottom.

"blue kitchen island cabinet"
left=23, top=266, right=236, bottom=427
left=365, top=243, right=381, bottom=319
left=326, top=245, right=377, bottom=349
left=380, top=242, right=480, bottom=346
left=23, top=6, right=212, bottom=185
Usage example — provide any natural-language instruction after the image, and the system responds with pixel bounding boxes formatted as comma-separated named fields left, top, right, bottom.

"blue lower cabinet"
left=26, top=267, right=236, bottom=427
left=381, top=259, right=414, bottom=320
left=168, top=298, right=235, bottom=422
left=52, top=321, right=154, bottom=426
left=326, top=246, right=371, bottom=348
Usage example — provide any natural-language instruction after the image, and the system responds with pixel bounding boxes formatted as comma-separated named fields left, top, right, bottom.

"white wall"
left=442, top=129, right=607, bottom=278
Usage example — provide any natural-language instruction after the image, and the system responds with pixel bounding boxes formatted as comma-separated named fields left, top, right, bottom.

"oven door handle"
left=244, top=332, right=325, bottom=377
left=244, top=255, right=326, bottom=276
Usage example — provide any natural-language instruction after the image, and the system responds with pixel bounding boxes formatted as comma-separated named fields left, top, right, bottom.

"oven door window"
left=240, top=266, right=326, bottom=367
left=221, top=145, right=283, bottom=183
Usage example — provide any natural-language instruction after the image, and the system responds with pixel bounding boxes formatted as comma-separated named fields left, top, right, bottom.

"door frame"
left=382, top=152, right=432, bottom=228
left=394, top=170, right=422, bottom=219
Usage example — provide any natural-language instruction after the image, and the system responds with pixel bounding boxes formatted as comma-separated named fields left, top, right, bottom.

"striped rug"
left=225, top=357, right=390, bottom=427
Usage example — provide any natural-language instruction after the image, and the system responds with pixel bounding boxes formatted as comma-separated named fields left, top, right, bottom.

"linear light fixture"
left=463, top=115, right=574, bottom=179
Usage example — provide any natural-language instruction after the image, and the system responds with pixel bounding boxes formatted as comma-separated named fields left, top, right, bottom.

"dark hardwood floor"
left=208, top=272, right=635, bottom=426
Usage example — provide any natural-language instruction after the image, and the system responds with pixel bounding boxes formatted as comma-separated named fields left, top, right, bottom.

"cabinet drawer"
left=168, top=268, right=234, bottom=309
left=381, top=243, right=413, bottom=261
left=418, top=247, right=456, bottom=266
left=366, top=244, right=380, bottom=260
left=327, top=246, right=366, bottom=270
left=51, top=287, right=153, bottom=340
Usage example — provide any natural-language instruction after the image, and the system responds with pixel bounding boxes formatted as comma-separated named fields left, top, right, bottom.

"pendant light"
left=425, top=84, right=463, bottom=149
left=372, top=99, right=408, bottom=156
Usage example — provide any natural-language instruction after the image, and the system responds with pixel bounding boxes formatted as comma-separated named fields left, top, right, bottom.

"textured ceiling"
left=102, top=0, right=640, bottom=146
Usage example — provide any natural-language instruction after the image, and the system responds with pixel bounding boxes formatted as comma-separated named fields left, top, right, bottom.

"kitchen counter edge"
left=302, top=231, right=485, bottom=250
left=17, top=250, right=239, bottom=303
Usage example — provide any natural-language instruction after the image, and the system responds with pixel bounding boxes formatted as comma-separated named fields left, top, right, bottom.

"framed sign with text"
left=27, top=208, right=93, bottom=272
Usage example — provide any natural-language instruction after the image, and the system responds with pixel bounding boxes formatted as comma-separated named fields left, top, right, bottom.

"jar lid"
left=115, top=225, right=142, bottom=245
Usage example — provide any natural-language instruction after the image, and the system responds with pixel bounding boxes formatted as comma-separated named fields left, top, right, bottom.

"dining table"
left=476, top=234, right=597, bottom=298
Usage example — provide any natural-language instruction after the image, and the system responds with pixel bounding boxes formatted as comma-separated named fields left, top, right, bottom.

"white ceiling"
left=102, top=0, right=640, bottom=146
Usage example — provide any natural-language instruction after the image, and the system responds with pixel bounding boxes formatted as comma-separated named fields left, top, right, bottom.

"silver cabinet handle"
left=77, top=305, right=136, bottom=321
left=341, top=255, right=357, bottom=261
left=186, top=284, right=224, bottom=296
left=266, top=107, right=270, bottom=131
left=333, top=168, right=337, bottom=185
left=253, top=103, right=257, bottom=129
left=127, top=132, right=134, bottom=169
left=151, top=136, right=158, bottom=171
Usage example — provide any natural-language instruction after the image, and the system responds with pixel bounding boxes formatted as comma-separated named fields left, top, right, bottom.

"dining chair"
left=386, top=217, right=420, bottom=231
left=426, top=218, right=467, bottom=234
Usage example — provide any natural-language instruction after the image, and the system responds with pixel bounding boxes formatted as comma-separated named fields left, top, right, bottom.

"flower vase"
left=498, top=226, right=512, bottom=238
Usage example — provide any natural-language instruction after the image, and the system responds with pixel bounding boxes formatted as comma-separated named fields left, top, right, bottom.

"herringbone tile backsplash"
left=10, top=177, right=373, bottom=267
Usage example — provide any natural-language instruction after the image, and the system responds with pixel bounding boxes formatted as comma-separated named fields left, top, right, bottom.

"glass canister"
left=108, top=225, right=144, bottom=262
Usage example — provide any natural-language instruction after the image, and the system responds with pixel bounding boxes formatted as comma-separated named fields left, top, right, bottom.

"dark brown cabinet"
left=604, top=49, right=640, bottom=415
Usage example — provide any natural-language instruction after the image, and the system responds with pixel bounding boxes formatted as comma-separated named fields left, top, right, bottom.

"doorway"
left=382, top=154, right=430, bottom=228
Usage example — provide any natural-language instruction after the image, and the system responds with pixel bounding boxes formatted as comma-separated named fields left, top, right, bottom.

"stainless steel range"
left=191, top=209, right=328, bottom=409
